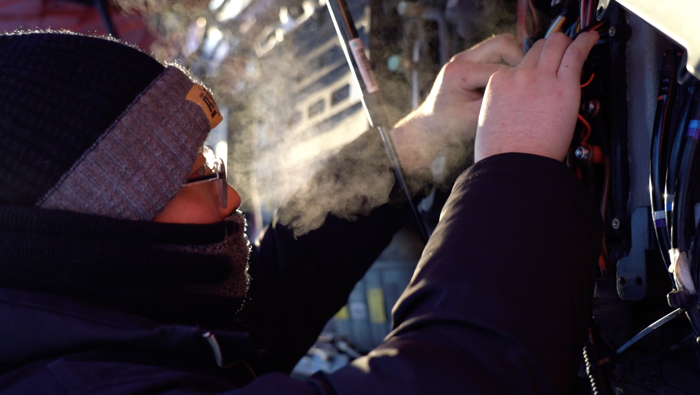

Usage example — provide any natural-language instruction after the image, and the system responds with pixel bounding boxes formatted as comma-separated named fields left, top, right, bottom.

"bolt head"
left=587, top=100, right=600, bottom=116
left=608, top=26, right=616, bottom=37
left=612, top=217, right=621, bottom=230
left=574, top=146, right=588, bottom=160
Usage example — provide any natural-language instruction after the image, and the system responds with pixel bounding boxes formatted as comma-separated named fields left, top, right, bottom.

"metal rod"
left=94, top=0, right=120, bottom=39
left=616, top=307, right=685, bottom=354
left=326, top=0, right=429, bottom=243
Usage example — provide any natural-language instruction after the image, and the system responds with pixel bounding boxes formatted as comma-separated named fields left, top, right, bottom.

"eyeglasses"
left=183, top=145, right=228, bottom=209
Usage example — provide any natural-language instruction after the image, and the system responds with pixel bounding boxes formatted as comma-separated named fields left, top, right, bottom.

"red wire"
left=586, top=22, right=604, bottom=33
left=599, top=254, right=608, bottom=271
left=528, top=0, right=539, bottom=37
left=517, top=0, right=527, bottom=45
left=579, top=73, right=594, bottom=144
left=580, top=73, right=595, bottom=88
left=578, top=114, right=592, bottom=144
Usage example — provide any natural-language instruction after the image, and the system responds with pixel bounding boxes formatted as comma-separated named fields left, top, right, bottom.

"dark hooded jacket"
left=0, top=148, right=602, bottom=394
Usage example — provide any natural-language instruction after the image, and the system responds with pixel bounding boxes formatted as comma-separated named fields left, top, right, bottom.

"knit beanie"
left=0, top=31, right=223, bottom=220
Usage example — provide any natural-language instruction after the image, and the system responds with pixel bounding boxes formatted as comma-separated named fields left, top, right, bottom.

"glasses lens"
left=202, top=145, right=215, bottom=159
left=214, top=159, right=227, bottom=209
left=184, top=147, right=229, bottom=210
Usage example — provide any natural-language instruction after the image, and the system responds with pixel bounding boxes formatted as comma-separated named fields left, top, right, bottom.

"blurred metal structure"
left=0, top=0, right=154, bottom=50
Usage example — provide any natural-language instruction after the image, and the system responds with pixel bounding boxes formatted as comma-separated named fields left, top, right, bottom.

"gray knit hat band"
left=38, top=66, right=213, bottom=221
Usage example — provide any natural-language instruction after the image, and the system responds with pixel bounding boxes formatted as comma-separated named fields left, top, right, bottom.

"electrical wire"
left=577, top=67, right=604, bottom=273
left=578, top=114, right=592, bottom=144
left=666, top=86, right=694, bottom=245
left=650, top=50, right=680, bottom=273
left=565, top=19, right=579, bottom=38
left=545, top=14, right=566, bottom=38
left=575, top=39, right=600, bottom=274
left=581, top=73, right=595, bottom=88
left=517, top=0, right=539, bottom=42
left=527, top=0, right=539, bottom=37
left=517, top=0, right=528, bottom=44
left=671, top=118, right=697, bottom=281
left=692, top=191, right=700, bottom=298
left=573, top=22, right=605, bottom=40
left=677, top=87, right=700, bottom=284
left=586, top=22, right=604, bottom=34
left=616, top=308, right=686, bottom=354
left=326, top=0, right=430, bottom=243
left=586, top=0, right=596, bottom=30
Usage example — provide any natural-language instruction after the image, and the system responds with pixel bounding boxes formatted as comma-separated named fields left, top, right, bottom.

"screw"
left=588, top=100, right=600, bottom=116
left=574, top=146, right=590, bottom=161
left=612, top=217, right=621, bottom=230
left=608, top=26, right=616, bottom=37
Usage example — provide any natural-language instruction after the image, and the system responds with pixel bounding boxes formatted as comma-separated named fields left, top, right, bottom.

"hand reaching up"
left=391, top=34, right=524, bottom=173
left=475, top=32, right=599, bottom=162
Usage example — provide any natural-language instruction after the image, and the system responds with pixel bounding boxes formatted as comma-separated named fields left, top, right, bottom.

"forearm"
left=240, top=130, right=413, bottom=372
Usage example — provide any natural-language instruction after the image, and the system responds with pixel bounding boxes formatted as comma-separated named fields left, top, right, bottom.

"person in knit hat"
left=0, top=30, right=602, bottom=395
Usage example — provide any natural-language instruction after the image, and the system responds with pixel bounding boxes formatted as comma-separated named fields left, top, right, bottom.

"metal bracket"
left=596, top=0, right=611, bottom=21
left=616, top=207, right=650, bottom=300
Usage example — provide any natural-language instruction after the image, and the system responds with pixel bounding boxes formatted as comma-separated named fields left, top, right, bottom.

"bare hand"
left=391, top=34, right=524, bottom=173
left=474, top=32, right=599, bottom=162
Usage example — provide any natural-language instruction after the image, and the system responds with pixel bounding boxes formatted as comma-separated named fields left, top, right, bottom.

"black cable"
left=672, top=88, right=700, bottom=253
left=676, top=86, right=700, bottom=338
left=667, top=86, right=695, bottom=246
left=616, top=307, right=686, bottom=354
left=650, top=49, right=680, bottom=272
left=326, top=0, right=429, bottom=243
left=685, top=90, right=700, bottom=291
left=693, top=226, right=700, bottom=307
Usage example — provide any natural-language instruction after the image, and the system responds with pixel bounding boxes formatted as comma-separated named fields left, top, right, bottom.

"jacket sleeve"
left=296, top=152, right=602, bottom=394
left=239, top=130, right=413, bottom=373
left=236, top=151, right=602, bottom=394
left=238, top=150, right=602, bottom=394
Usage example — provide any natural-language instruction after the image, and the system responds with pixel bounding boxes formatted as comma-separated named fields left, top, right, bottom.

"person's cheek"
left=155, top=186, right=222, bottom=224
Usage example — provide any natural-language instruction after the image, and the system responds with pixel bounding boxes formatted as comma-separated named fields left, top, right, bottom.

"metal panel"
left=617, top=208, right=650, bottom=300
left=614, top=0, right=700, bottom=79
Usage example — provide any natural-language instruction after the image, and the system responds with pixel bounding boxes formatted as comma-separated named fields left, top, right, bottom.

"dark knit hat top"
left=0, top=31, right=222, bottom=220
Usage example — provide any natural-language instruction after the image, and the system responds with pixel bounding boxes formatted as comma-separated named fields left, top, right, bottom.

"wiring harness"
left=518, top=1, right=700, bottom=393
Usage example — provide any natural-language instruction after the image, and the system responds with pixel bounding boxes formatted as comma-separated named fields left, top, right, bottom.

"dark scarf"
left=0, top=205, right=249, bottom=325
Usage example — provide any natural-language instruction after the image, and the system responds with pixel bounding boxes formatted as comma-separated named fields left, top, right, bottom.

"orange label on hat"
left=186, top=84, right=223, bottom=129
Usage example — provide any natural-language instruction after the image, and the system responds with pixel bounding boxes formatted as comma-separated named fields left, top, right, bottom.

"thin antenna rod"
left=326, top=0, right=429, bottom=243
